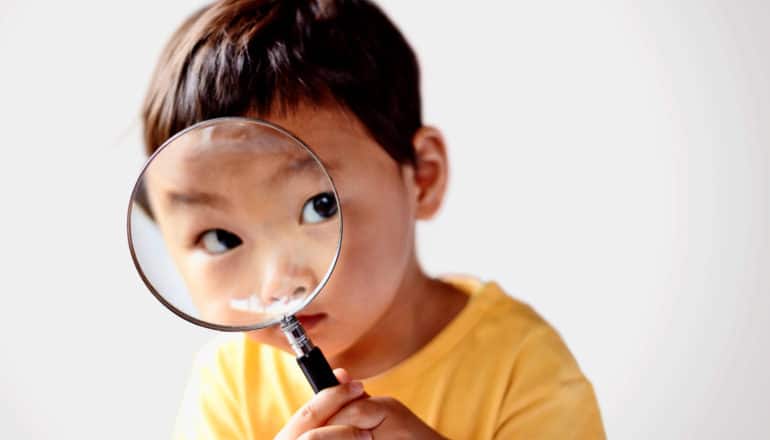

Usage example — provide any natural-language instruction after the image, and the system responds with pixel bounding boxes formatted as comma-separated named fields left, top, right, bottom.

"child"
left=141, top=1, right=605, bottom=438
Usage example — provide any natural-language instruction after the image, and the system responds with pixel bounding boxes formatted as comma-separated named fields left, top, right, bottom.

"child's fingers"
left=333, top=368, right=370, bottom=398
left=333, top=368, right=351, bottom=384
left=297, top=425, right=372, bottom=440
left=326, top=398, right=385, bottom=431
left=275, top=380, right=365, bottom=439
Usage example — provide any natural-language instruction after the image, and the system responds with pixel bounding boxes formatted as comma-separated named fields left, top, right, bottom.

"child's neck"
left=329, top=256, right=468, bottom=380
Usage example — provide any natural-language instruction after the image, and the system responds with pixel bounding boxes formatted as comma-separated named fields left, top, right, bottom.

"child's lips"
left=296, top=313, right=327, bottom=330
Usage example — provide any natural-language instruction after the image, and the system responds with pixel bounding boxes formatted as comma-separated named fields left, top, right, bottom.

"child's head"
left=143, top=0, right=421, bottom=164
left=141, top=0, right=450, bottom=359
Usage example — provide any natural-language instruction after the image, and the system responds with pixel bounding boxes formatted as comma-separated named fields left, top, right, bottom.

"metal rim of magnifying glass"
left=126, top=116, right=344, bottom=332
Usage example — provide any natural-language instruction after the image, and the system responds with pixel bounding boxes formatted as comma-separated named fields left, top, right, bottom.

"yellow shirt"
left=174, top=277, right=605, bottom=439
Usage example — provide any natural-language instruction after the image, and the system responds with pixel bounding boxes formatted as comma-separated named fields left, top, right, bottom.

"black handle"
left=296, top=346, right=339, bottom=393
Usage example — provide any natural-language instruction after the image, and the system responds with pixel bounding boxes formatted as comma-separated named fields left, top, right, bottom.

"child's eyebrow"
left=166, top=190, right=230, bottom=210
left=162, top=156, right=336, bottom=210
left=268, top=156, right=337, bottom=185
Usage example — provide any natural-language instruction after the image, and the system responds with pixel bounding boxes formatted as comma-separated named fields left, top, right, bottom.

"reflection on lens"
left=128, top=118, right=342, bottom=330
left=229, top=293, right=307, bottom=314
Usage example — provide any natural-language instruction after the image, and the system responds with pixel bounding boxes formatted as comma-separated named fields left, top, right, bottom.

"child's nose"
left=258, top=255, right=317, bottom=307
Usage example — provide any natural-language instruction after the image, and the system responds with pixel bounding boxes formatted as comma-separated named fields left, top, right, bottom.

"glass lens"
left=127, top=118, right=342, bottom=330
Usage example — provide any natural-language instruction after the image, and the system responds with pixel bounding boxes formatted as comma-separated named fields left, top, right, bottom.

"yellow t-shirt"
left=174, top=277, right=605, bottom=439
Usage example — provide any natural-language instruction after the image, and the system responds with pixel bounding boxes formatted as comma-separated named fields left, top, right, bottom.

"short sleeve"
left=173, top=340, right=249, bottom=440
left=494, top=325, right=606, bottom=439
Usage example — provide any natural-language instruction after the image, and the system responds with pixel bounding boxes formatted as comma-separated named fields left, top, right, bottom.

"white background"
left=1, top=1, right=768, bottom=438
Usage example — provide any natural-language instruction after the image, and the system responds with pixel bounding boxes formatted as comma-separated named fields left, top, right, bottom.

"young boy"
left=141, top=0, right=605, bottom=438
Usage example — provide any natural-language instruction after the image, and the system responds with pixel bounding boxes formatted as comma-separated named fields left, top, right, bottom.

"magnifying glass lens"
left=127, top=118, right=342, bottom=332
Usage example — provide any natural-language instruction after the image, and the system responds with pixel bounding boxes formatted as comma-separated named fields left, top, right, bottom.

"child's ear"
left=407, top=125, right=449, bottom=220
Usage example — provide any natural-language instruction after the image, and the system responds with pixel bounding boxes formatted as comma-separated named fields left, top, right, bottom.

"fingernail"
left=357, top=429, right=372, bottom=440
left=350, top=381, right=364, bottom=394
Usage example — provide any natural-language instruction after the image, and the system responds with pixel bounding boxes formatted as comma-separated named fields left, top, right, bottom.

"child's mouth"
left=296, top=313, right=327, bottom=330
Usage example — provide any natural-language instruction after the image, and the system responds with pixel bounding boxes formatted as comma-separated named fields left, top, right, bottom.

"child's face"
left=145, top=105, right=420, bottom=358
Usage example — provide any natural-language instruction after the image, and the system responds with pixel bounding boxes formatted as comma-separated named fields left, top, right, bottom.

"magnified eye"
left=199, top=229, right=243, bottom=255
left=301, top=192, right=338, bottom=224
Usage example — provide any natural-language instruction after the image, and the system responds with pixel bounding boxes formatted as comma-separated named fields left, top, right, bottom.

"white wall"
left=0, top=1, right=767, bottom=438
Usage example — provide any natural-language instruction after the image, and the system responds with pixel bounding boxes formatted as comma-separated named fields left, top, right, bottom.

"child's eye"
left=301, top=192, right=338, bottom=224
left=198, top=229, right=243, bottom=255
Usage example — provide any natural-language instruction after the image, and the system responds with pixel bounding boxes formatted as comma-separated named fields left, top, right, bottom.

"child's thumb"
left=333, top=368, right=351, bottom=384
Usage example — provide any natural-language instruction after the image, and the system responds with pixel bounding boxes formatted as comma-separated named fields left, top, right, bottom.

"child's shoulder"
left=441, top=274, right=584, bottom=377
left=188, top=333, right=248, bottom=378
left=191, top=332, right=289, bottom=377
left=444, top=276, right=604, bottom=437
left=442, top=274, right=553, bottom=340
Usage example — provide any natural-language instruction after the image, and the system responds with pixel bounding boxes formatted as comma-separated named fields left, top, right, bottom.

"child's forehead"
left=176, top=122, right=304, bottom=157
left=247, top=104, right=386, bottom=164
left=148, top=105, right=387, bottom=195
left=149, top=143, right=329, bottom=190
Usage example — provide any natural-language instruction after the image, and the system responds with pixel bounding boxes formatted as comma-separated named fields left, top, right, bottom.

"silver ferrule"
left=280, top=315, right=315, bottom=357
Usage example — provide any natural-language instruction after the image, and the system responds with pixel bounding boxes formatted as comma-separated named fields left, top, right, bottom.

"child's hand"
left=275, top=368, right=445, bottom=439
left=274, top=368, right=371, bottom=440
left=325, top=394, right=447, bottom=440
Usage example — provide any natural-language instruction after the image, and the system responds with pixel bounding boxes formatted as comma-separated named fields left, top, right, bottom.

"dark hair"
left=141, top=0, right=421, bottom=164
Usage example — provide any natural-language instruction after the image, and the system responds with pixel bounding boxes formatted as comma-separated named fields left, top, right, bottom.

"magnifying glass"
left=126, top=117, right=342, bottom=393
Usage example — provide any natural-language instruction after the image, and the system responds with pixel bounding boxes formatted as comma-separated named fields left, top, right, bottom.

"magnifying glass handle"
left=280, top=316, right=340, bottom=393
left=297, top=346, right=339, bottom=393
